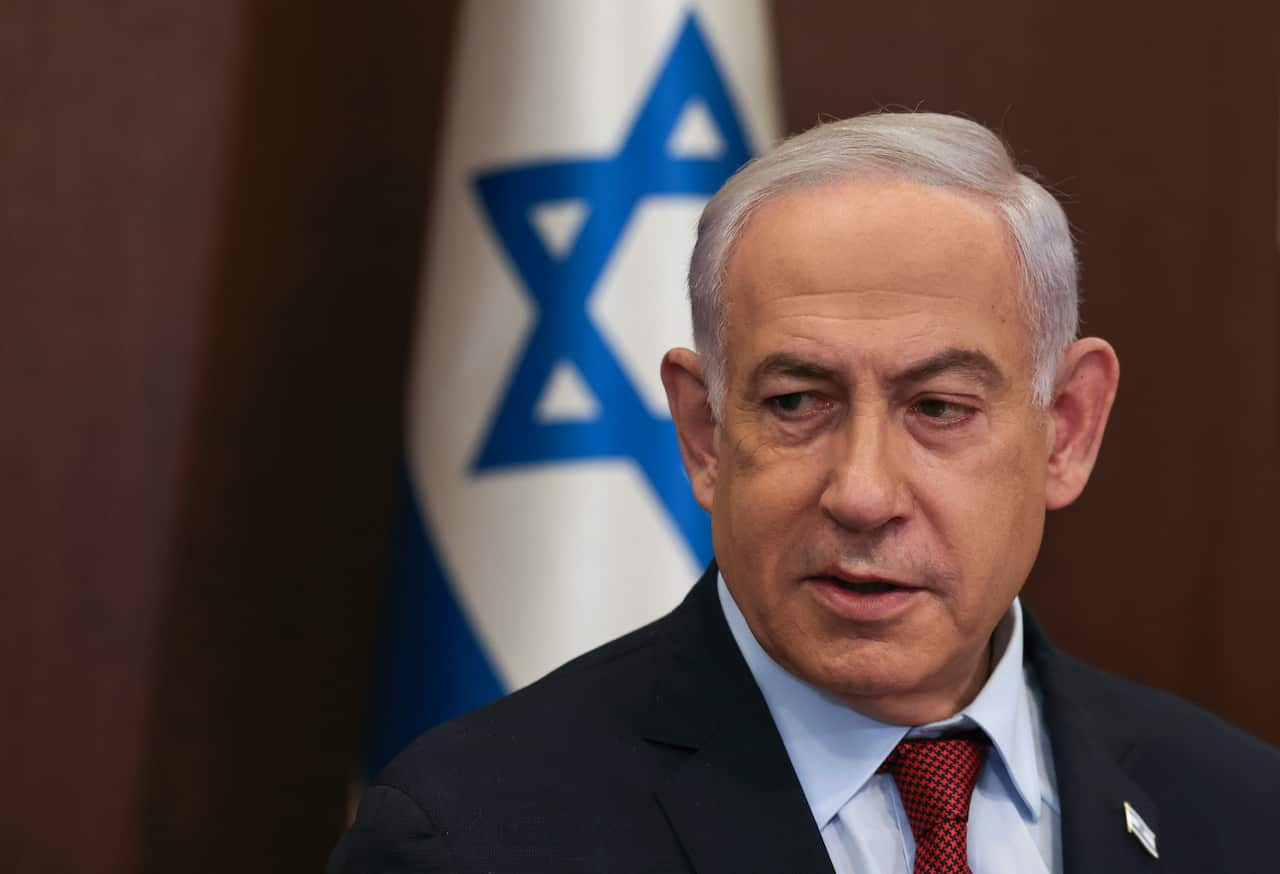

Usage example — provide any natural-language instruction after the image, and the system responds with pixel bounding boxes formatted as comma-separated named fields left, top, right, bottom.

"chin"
left=795, top=641, right=926, bottom=701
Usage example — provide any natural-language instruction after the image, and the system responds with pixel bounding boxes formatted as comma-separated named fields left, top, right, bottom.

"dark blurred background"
left=3, top=2, right=1276, bottom=872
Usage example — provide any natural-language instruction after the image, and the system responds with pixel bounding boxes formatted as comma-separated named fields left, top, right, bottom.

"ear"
left=1045, top=337, right=1120, bottom=510
left=660, top=348, right=719, bottom=512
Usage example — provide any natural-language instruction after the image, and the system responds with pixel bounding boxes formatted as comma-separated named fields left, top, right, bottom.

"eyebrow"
left=746, top=347, right=1006, bottom=395
left=746, top=353, right=840, bottom=395
left=893, top=348, right=1006, bottom=390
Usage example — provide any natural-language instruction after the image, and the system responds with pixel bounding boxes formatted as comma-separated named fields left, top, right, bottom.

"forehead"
left=722, top=178, right=1028, bottom=377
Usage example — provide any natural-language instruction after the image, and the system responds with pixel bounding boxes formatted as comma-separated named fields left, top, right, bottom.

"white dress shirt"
left=717, top=576, right=1062, bottom=873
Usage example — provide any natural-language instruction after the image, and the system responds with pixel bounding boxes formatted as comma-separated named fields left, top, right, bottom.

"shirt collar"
left=717, top=574, right=1048, bottom=828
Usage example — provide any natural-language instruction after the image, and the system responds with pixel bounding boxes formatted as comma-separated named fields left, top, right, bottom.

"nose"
left=819, top=407, right=909, bottom=534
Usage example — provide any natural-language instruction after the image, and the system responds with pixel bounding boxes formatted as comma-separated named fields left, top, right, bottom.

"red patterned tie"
left=878, top=733, right=988, bottom=874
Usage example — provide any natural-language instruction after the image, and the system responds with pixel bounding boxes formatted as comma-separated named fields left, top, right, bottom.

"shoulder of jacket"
left=375, top=601, right=680, bottom=783
left=1044, top=647, right=1280, bottom=793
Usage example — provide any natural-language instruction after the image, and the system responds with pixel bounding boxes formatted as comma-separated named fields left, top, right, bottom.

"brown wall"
left=2, top=2, right=456, bottom=872
left=2, top=2, right=1275, bottom=873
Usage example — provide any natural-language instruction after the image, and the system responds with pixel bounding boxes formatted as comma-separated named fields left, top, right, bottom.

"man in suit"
left=330, top=113, right=1280, bottom=873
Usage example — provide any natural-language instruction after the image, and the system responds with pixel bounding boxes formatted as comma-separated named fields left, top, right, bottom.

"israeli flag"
left=366, top=0, right=780, bottom=773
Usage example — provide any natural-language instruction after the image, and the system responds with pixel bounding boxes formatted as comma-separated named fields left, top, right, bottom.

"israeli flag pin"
left=1124, top=800, right=1159, bottom=859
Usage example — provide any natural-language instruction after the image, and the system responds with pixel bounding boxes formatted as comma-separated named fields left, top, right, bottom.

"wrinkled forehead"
left=721, top=177, right=1029, bottom=348
left=721, top=178, right=1033, bottom=376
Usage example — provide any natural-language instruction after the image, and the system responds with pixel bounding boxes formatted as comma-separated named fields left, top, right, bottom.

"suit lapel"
left=645, top=566, right=835, bottom=874
left=646, top=578, right=1167, bottom=873
left=1026, top=614, right=1163, bottom=873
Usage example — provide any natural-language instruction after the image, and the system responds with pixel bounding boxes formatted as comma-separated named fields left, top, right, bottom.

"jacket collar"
left=1024, top=612, right=1163, bottom=873
left=644, top=563, right=836, bottom=874
left=720, top=574, right=1050, bottom=828
left=643, top=565, right=1161, bottom=873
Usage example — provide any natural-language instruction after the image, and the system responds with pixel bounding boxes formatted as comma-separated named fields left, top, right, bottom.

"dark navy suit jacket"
left=330, top=564, right=1280, bottom=873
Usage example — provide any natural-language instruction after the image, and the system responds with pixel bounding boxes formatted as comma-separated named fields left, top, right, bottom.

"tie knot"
left=879, top=732, right=987, bottom=829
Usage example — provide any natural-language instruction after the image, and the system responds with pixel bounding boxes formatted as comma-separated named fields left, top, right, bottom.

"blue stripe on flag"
left=467, top=13, right=743, bottom=568
left=363, top=465, right=505, bottom=775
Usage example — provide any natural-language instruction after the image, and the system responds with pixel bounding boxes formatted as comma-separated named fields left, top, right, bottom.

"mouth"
left=807, top=571, right=922, bottom=621
left=820, top=576, right=907, bottom=595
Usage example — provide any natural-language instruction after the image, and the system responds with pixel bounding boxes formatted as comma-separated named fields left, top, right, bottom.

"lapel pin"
left=1124, top=800, right=1159, bottom=859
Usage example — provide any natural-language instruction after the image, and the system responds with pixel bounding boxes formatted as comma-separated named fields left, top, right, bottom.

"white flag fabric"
left=366, top=0, right=780, bottom=773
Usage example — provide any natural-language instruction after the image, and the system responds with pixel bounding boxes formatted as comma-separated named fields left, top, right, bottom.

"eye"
left=766, top=391, right=820, bottom=416
left=911, top=397, right=974, bottom=426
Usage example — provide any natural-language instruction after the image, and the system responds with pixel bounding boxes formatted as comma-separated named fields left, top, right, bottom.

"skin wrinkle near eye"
left=747, top=348, right=1007, bottom=411
left=726, top=311, right=1024, bottom=406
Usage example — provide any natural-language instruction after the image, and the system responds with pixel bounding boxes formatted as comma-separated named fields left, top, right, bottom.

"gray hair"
left=688, top=112, right=1079, bottom=414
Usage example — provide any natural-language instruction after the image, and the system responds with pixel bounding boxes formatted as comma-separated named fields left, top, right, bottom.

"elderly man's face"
left=706, top=178, right=1051, bottom=722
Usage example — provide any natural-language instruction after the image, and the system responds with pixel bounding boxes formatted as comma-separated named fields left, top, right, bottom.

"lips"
left=821, top=576, right=905, bottom=594
left=807, top=570, right=922, bottom=622
left=815, top=568, right=918, bottom=592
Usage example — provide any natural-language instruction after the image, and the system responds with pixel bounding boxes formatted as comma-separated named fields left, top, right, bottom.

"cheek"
left=913, top=429, right=1046, bottom=599
left=715, top=435, right=829, bottom=550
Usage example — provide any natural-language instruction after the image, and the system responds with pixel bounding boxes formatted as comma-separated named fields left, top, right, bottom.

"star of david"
left=470, top=14, right=752, bottom=565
